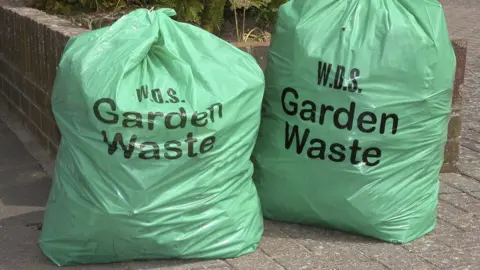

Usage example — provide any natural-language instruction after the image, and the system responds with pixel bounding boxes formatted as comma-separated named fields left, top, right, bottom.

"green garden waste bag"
left=39, top=8, right=264, bottom=266
left=253, top=0, right=456, bottom=243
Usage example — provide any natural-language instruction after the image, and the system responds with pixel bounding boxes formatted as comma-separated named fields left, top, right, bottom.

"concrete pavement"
left=1, top=99, right=480, bottom=269
left=1, top=0, right=480, bottom=269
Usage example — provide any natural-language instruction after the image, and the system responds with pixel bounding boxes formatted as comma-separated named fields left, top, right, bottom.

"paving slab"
left=438, top=200, right=479, bottom=232
left=128, top=259, right=230, bottom=270
left=0, top=165, right=51, bottom=208
left=440, top=193, right=480, bottom=211
left=419, top=247, right=480, bottom=269
left=440, top=182, right=463, bottom=194
left=402, top=235, right=451, bottom=254
left=0, top=120, right=8, bottom=131
left=355, top=242, right=436, bottom=270
left=432, top=219, right=464, bottom=235
left=225, top=250, right=282, bottom=270
left=458, top=147, right=480, bottom=181
left=0, top=127, right=37, bottom=171
left=440, top=173, right=480, bottom=193
left=434, top=232, right=480, bottom=249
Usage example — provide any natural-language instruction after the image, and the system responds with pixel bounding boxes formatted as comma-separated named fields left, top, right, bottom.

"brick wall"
left=444, top=40, right=468, bottom=172
left=0, top=4, right=87, bottom=157
left=0, top=3, right=467, bottom=172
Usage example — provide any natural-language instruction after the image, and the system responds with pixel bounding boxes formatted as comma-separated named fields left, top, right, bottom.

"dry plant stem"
left=242, top=7, right=246, bottom=41
left=115, top=0, right=123, bottom=12
left=233, top=4, right=240, bottom=42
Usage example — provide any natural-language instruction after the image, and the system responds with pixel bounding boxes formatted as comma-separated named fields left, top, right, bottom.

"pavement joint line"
left=436, top=217, right=468, bottom=233
left=258, top=246, right=286, bottom=268
left=470, top=193, right=480, bottom=200
left=354, top=249, right=391, bottom=270
left=265, top=224, right=316, bottom=255
left=458, top=169, right=480, bottom=183
left=440, top=182, right=464, bottom=194
left=460, top=143, right=480, bottom=156
left=270, top=258, right=287, bottom=270
left=467, top=127, right=480, bottom=135
left=399, top=244, right=440, bottom=269
left=438, top=198, right=471, bottom=213
left=418, top=255, right=443, bottom=270
left=224, top=260, right=238, bottom=270
left=460, top=139, right=480, bottom=151
left=461, top=136, right=480, bottom=145
left=460, top=143, right=480, bottom=153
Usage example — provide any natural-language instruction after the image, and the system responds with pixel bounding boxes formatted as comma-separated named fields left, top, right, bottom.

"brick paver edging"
left=0, top=2, right=468, bottom=172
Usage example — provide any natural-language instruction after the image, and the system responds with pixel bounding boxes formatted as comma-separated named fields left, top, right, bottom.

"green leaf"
left=229, top=0, right=271, bottom=10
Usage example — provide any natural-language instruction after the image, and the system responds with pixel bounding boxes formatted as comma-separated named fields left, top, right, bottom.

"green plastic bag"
left=253, top=0, right=456, bottom=243
left=39, top=8, right=264, bottom=266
